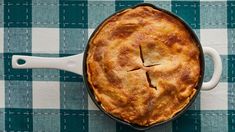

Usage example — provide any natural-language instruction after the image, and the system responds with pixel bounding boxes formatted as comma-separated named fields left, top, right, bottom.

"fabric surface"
left=0, top=0, right=233, bottom=131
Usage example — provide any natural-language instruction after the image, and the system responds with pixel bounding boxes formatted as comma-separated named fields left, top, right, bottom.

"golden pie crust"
left=86, top=6, right=200, bottom=126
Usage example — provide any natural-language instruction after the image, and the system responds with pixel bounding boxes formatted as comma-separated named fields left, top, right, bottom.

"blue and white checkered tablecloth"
left=0, top=0, right=234, bottom=131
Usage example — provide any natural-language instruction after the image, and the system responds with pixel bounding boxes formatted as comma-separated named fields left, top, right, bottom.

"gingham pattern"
left=0, top=0, right=233, bottom=131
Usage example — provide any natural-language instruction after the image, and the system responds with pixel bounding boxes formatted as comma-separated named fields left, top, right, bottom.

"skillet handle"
left=12, top=53, right=84, bottom=75
left=201, top=47, right=222, bottom=90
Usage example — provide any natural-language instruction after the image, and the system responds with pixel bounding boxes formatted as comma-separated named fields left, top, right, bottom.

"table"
left=0, top=0, right=233, bottom=131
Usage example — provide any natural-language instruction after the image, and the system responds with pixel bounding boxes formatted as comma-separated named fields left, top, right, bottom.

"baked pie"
left=87, top=6, right=200, bottom=126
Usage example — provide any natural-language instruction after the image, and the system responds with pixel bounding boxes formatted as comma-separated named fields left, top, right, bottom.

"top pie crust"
left=86, top=6, right=200, bottom=126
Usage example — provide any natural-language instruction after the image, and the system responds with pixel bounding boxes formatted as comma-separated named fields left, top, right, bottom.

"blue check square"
left=228, top=83, right=235, bottom=110
left=4, top=0, right=32, bottom=27
left=5, top=80, right=32, bottom=108
left=88, top=110, right=116, bottom=132
left=0, top=0, right=3, bottom=27
left=4, top=28, right=32, bottom=53
left=60, top=110, right=88, bottom=132
left=5, top=108, right=32, bottom=131
left=172, top=1, right=200, bottom=29
left=60, top=82, right=88, bottom=110
left=59, top=28, right=88, bottom=54
left=0, top=109, right=4, bottom=131
left=228, top=110, right=235, bottom=131
left=200, top=2, right=227, bottom=28
left=60, top=1, right=88, bottom=28
left=228, top=29, right=235, bottom=54
left=173, top=110, right=200, bottom=132
left=116, top=122, right=138, bottom=132
left=227, top=1, right=235, bottom=28
left=88, top=1, right=115, bottom=28
left=32, top=1, right=59, bottom=28
left=146, top=1, right=171, bottom=11
left=201, top=110, right=228, bottom=132
left=228, top=55, right=235, bottom=82
left=33, top=109, right=60, bottom=132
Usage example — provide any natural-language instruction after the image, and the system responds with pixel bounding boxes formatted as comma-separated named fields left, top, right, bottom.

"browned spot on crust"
left=189, top=48, right=199, bottom=59
left=93, top=40, right=107, bottom=62
left=104, top=67, right=122, bottom=87
left=118, top=47, right=132, bottom=67
left=152, top=11, right=164, bottom=19
left=180, top=69, right=194, bottom=84
left=131, top=43, right=139, bottom=48
left=135, top=33, right=146, bottom=42
left=176, top=46, right=183, bottom=53
left=111, top=24, right=139, bottom=39
left=147, top=43, right=156, bottom=49
left=163, top=83, right=177, bottom=95
left=133, top=92, right=157, bottom=122
left=165, top=34, right=181, bottom=46
left=115, top=93, right=129, bottom=107
left=145, top=93, right=157, bottom=113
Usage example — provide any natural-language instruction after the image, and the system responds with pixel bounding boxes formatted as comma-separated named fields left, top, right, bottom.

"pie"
left=86, top=5, right=200, bottom=126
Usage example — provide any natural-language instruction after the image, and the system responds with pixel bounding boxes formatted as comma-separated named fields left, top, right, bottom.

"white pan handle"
left=12, top=53, right=84, bottom=75
left=202, top=47, right=222, bottom=90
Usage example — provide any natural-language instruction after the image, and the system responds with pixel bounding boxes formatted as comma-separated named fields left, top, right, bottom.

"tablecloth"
left=0, top=0, right=233, bottom=131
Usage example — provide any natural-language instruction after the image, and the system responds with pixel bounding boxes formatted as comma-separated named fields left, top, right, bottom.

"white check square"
left=33, top=81, right=60, bottom=109
left=0, top=80, right=4, bottom=108
left=201, top=83, right=228, bottom=110
left=32, top=28, right=59, bottom=53
left=200, top=29, right=227, bottom=54
left=0, top=28, right=3, bottom=53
